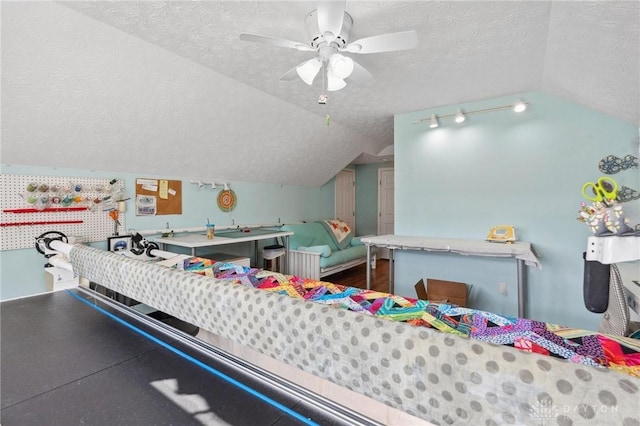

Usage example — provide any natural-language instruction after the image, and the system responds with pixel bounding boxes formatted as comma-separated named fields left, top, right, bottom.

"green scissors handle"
left=582, top=177, right=618, bottom=203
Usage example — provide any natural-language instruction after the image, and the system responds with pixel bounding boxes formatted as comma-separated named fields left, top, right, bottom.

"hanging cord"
left=320, top=62, right=331, bottom=125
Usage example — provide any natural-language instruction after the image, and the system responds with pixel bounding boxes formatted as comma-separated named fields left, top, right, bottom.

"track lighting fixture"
left=190, top=180, right=227, bottom=191
left=414, top=100, right=529, bottom=129
left=429, top=114, right=439, bottom=129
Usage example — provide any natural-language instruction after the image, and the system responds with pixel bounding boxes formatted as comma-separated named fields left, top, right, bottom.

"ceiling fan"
left=239, top=1, right=418, bottom=92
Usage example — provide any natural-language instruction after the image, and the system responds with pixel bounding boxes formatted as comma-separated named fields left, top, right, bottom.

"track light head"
left=223, top=183, right=230, bottom=191
left=513, top=100, right=527, bottom=113
left=211, top=183, right=217, bottom=190
left=429, top=114, right=439, bottom=129
left=455, top=110, right=466, bottom=123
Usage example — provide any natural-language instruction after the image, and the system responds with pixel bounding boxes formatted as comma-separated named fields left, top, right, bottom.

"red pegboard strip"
left=0, top=220, right=84, bottom=227
left=3, top=207, right=88, bottom=213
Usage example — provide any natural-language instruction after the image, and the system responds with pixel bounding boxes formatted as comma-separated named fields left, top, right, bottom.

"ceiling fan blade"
left=239, top=33, right=314, bottom=51
left=344, top=30, right=418, bottom=54
left=347, top=60, right=374, bottom=85
left=280, top=66, right=300, bottom=81
left=317, top=1, right=345, bottom=41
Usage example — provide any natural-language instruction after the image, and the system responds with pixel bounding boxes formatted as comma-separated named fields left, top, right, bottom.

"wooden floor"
left=322, top=259, right=391, bottom=293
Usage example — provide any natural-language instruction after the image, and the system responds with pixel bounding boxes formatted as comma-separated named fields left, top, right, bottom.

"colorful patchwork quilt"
left=178, top=256, right=640, bottom=377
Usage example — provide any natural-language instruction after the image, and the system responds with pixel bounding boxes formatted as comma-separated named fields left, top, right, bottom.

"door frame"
left=377, top=167, right=394, bottom=259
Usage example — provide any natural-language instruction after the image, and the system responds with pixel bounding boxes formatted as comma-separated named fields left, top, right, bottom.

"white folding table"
left=154, top=229, right=293, bottom=274
left=361, top=235, right=541, bottom=317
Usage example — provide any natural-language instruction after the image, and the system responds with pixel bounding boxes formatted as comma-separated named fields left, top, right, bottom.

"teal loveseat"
left=280, top=221, right=376, bottom=280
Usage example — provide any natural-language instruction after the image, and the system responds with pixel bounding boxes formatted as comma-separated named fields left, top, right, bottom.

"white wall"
left=394, top=91, right=639, bottom=330
left=0, top=164, right=335, bottom=300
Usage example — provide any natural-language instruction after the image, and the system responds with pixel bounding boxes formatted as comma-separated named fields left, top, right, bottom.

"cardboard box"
left=415, top=278, right=468, bottom=307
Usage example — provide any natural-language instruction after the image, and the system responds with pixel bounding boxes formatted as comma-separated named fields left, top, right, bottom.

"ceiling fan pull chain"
left=317, top=62, right=329, bottom=107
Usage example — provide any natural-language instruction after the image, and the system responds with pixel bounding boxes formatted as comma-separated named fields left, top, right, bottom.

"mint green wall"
left=0, top=164, right=334, bottom=300
left=354, top=162, right=393, bottom=236
left=394, top=91, right=639, bottom=329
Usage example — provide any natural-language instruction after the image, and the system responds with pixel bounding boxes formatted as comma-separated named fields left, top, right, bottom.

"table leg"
left=283, top=235, right=289, bottom=275
left=366, top=245, right=372, bottom=290
left=517, top=259, right=525, bottom=318
left=254, top=241, right=259, bottom=268
left=389, top=249, right=395, bottom=294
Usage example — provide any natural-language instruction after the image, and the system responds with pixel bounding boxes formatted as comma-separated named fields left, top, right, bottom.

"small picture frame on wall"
left=108, top=235, right=132, bottom=252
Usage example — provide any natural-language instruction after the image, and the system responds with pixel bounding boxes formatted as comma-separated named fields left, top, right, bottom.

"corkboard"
left=135, top=178, right=182, bottom=215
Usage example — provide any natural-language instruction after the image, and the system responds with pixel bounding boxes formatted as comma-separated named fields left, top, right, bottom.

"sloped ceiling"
left=2, top=1, right=638, bottom=186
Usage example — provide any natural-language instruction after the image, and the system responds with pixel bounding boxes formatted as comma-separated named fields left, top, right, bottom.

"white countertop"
left=154, top=229, right=293, bottom=248
left=360, top=235, right=541, bottom=269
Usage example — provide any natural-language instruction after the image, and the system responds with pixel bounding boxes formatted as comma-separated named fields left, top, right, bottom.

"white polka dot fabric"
left=70, top=246, right=640, bottom=425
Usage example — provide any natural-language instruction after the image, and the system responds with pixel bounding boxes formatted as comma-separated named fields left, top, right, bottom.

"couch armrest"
left=288, top=249, right=321, bottom=280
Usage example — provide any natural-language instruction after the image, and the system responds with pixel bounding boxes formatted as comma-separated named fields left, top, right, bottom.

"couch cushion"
left=350, top=236, right=364, bottom=246
left=281, top=223, right=339, bottom=251
left=281, top=223, right=320, bottom=249
left=319, top=245, right=367, bottom=269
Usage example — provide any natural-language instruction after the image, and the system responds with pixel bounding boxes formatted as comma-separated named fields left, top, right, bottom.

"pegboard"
left=1, top=174, right=127, bottom=251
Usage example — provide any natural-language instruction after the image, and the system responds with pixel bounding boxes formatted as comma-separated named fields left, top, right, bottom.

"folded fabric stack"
left=180, top=256, right=640, bottom=377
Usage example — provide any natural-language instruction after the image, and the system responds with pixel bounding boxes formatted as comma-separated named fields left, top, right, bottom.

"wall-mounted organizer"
left=0, top=174, right=127, bottom=250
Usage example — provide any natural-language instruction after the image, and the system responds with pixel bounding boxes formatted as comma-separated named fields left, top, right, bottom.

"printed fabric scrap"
left=179, top=256, right=640, bottom=377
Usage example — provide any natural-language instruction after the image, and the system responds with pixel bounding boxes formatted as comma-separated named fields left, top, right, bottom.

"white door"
left=377, top=168, right=394, bottom=259
left=335, top=169, right=355, bottom=233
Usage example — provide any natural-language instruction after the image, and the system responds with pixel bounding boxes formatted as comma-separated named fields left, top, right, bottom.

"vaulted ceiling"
left=2, top=1, right=638, bottom=186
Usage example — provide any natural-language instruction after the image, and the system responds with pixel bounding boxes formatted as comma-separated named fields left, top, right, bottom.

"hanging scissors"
left=582, top=177, right=618, bottom=205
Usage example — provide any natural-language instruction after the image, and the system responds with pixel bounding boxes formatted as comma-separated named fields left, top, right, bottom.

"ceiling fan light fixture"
left=296, top=58, right=322, bottom=85
left=329, top=53, right=354, bottom=79
left=327, top=68, right=346, bottom=91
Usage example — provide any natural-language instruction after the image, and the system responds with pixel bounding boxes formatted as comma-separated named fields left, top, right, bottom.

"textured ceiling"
left=2, top=1, right=638, bottom=186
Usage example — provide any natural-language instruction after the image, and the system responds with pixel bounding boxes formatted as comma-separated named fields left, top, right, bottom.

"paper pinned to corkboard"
left=135, top=178, right=182, bottom=215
